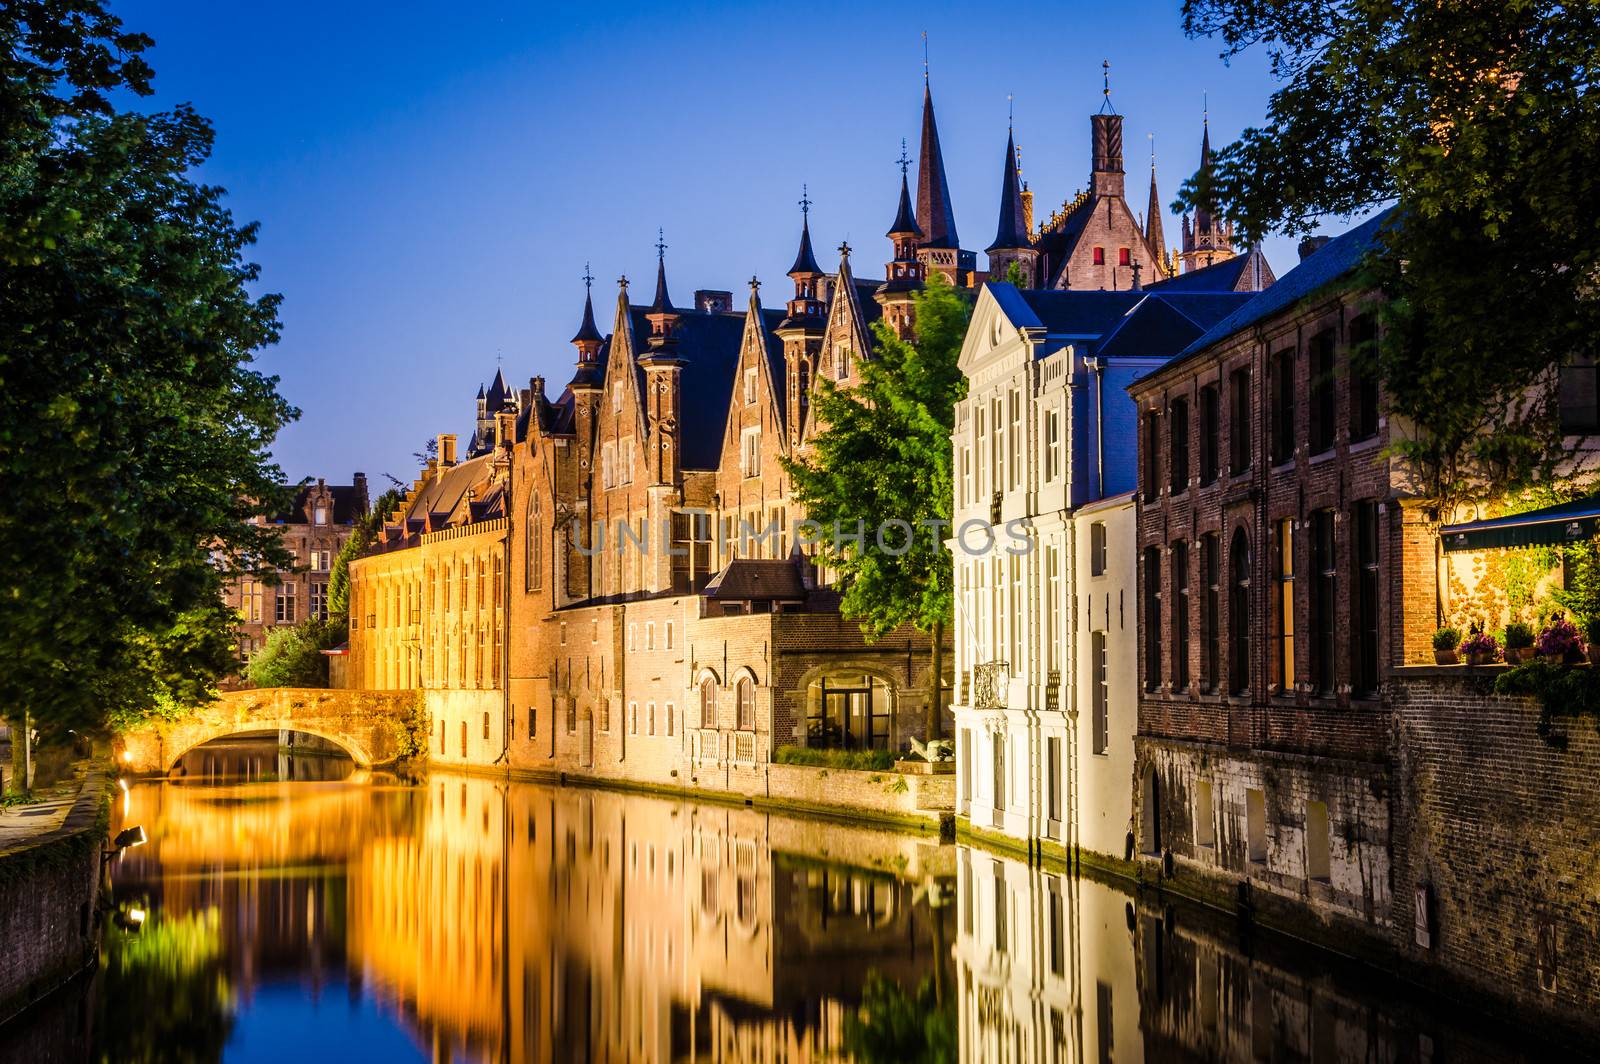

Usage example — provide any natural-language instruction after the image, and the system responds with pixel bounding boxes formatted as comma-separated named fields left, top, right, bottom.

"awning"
left=1439, top=495, right=1600, bottom=552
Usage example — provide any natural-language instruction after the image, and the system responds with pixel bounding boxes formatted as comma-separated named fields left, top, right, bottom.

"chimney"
left=1298, top=235, right=1331, bottom=261
left=495, top=409, right=514, bottom=449
left=352, top=472, right=369, bottom=516
left=438, top=433, right=458, bottom=467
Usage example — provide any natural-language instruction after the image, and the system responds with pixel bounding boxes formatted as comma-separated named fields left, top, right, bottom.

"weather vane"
left=1100, top=59, right=1115, bottom=114
left=655, top=227, right=667, bottom=260
left=922, top=31, right=928, bottom=82
left=897, top=138, right=910, bottom=176
left=749, top=275, right=761, bottom=292
left=1007, top=93, right=1014, bottom=130
left=799, top=183, right=811, bottom=217
left=582, top=262, right=593, bottom=290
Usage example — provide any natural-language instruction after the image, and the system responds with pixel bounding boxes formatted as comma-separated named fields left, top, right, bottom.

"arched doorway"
left=1140, top=763, right=1162, bottom=855
left=802, top=670, right=896, bottom=750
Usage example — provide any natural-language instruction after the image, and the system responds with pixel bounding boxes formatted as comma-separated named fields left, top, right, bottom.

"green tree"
left=328, top=487, right=400, bottom=621
left=246, top=618, right=343, bottom=689
left=0, top=1, right=295, bottom=748
left=1177, top=0, right=1600, bottom=512
left=782, top=275, right=970, bottom=741
left=841, top=972, right=956, bottom=1064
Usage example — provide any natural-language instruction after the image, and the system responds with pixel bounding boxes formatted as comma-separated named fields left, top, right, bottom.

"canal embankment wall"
left=0, top=764, right=109, bottom=1027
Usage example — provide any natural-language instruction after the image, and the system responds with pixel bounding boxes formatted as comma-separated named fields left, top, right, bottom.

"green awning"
left=1439, top=496, right=1600, bottom=552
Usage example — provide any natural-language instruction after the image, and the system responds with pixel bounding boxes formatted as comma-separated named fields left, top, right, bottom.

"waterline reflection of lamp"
left=102, top=824, right=147, bottom=867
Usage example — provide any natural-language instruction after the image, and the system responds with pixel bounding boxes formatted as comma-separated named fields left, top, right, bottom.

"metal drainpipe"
left=498, top=440, right=513, bottom=768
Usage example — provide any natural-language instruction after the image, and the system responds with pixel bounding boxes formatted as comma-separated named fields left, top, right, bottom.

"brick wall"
left=1390, top=670, right=1600, bottom=1036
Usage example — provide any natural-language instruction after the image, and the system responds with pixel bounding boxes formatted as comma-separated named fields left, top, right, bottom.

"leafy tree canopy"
left=1, top=1, right=295, bottom=740
left=245, top=618, right=343, bottom=689
left=782, top=275, right=969, bottom=738
left=1178, top=0, right=1600, bottom=510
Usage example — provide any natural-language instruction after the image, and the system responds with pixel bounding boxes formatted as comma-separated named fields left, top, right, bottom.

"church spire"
left=649, top=229, right=673, bottom=313
left=570, top=263, right=603, bottom=354
left=888, top=141, right=922, bottom=239
left=1145, top=137, right=1167, bottom=272
left=645, top=232, right=681, bottom=352
left=1195, top=101, right=1215, bottom=232
left=788, top=185, right=822, bottom=277
left=987, top=125, right=1028, bottom=254
left=915, top=73, right=958, bottom=250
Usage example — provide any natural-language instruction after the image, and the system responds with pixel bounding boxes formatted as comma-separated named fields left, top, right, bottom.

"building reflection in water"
left=91, top=754, right=1562, bottom=1064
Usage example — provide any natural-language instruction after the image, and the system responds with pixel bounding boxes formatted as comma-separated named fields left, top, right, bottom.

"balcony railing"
left=972, top=662, right=1010, bottom=710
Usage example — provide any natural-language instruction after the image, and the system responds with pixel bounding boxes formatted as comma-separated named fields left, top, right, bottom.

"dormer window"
left=314, top=505, right=327, bottom=525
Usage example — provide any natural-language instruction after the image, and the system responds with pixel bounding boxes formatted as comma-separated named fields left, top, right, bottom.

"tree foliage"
left=0, top=1, right=295, bottom=740
left=1178, top=0, right=1600, bottom=511
left=328, top=487, right=400, bottom=621
left=782, top=276, right=969, bottom=739
left=245, top=618, right=343, bottom=689
left=841, top=972, right=956, bottom=1064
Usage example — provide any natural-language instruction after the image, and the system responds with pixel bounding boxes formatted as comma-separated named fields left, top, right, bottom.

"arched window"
left=526, top=492, right=542, bottom=591
left=1229, top=528, right=1252, bottom=696
left=699, top=677, right=716, bottom=729
left=736, top=677, right=755, bottom=731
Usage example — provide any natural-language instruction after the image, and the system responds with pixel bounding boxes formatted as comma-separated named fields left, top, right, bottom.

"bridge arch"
left=116, top=688, right=417, bottom=776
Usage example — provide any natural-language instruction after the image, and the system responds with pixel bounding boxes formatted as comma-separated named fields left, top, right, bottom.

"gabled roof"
left=1148, top=246, right=1277, bottom=293
left=404, top=452, right=500, bottom=530
left=1169, top=208, right=1395, bottom=364
left=1096, top=292, right=1253, bottom=359
left=271, top=482, right=367, bottom=525
left=981, top=283, right=1253, bottom=362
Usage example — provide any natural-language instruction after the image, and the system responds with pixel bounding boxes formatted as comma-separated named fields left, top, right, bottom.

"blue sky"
left=117, top=0, right=1308, bottom=488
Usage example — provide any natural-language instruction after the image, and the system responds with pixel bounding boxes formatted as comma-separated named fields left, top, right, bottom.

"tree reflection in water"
left=95, top=909, right=232, bottom=1064
left=843, top=972, right=956, bottom=1064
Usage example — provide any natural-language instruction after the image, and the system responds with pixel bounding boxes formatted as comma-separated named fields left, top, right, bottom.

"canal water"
left=0, top=739, right=1579, bottom=1062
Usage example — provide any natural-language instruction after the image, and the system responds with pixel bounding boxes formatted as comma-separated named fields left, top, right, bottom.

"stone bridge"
left=114, top=688, right=421, bottom=775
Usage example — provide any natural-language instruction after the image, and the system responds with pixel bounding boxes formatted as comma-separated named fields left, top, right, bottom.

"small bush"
left=246, top=618, right=343, bottom=688
left=774, top=745, right=896, bottom=771
left=1432, top=627, right=1461, bottom=651
left=1505, top=622, right=1536, bottom=650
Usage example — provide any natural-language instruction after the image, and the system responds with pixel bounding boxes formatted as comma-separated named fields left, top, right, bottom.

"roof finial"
left=1007, top=93, right=1014, bottom=132
left=799, top=183, right=811, bottom=218
left=1100, top=59, right=1115, bottom=114
left=838, top=240, right=851, bottom=261
left=655, top=227, right=667, bottom=261
left=1149, top=131, right=1156, bottom=169
left=922, top=31, right=928, bottom=83
left=1203, top=90, right=1209, bottom=126
left=583, top=262, right=594, bottom=290
left=749, top=275, right=761, bottom=293
left=897, top=138, right=910, bottom=176
left=618, top=274, right=629, bottom=291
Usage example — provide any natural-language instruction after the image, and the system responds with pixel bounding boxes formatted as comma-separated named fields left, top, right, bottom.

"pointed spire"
left=987, top=126, right=1028, bottom=253
left=915, top=77, right=958, bottom=249
left=1145, top=135, right=1167, bottom=268
left=1195, top=101, right=1216, bottom=232
left=789, top=185, right=822, bottom=276
left=649, top=229, right=673, bottom=312
left=476, top=383, right=486, bottom=400
left=571, top=264, right=603, bottom=347
left=888, top=142, right=922, bottom=238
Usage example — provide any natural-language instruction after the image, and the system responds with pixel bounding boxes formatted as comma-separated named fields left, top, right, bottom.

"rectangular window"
left=1195, top=779, right=1216, bottom=847
left=1118, top=246, right=1131, bottom=267
left=1271, top=349, right=1295, bottom=464
left=1228, top=368, right=1252, bottom=475
left=744, top=366, right=758, bottom=405
left=1353, top=501, right=1381, bottom=697
left=1142, top=410, right=1160, bottom=503
left=975, top=405, right=988, bottom=497
left=666, top=702, right=675, bottom=737
left=629, top=702, right=638, bottom=735
left=1311, top=510, right=1337, bottom=695
left=1172, top=541, right=1190, bottom=691
left=309, top=582, right=328, bottom=622
left=628, top=623, right=636, bottom=652
left=1306, top=800, right=1331, bottom=881
left=1049, top=884, right=1066, bottom=975
left=1143, top=547, right=1162, bottom=691
left=1246, top=788, right=1267, bottom=863
left=741, top=427, right=761, bottom=478
left=993, top=735, right=1006, bottom=809
left=1045, top=407, right=1061, bottom=483
left=665, top=620, right=675, bottom=650
left=482, top=711, right=490, bottom=740
left=1275, top=519, right=1296, bottom=693
left=1046, top=736, right=1061, bottom=823
left=1169, top=397, right=1189, bottom=494
left=645, top=622, right=655, bottom=651
left=1199, top=385, right=1220, bottom=486
left=612, top=382, right=622, bottom=411
left=989, top=397, right=1003, bottom=492
left=601, top=441, right=615, bottom=489
left=1092, top=631, right=1109, bottom=755
left=1309, top=329, right=1337, bottom=453
left=1349, top=315, right=1380, bottom=441
left=647, top=702, right=656, bottom=736
left=1090, top=522, right=1108, bottom=577
left=1201, top=533, right=1220, bottom=692
left=1092, top=246, right=1105, bottom=265
left=1008, top=389, right=1022, bottom=491
left=618, top=437, right=634, bottom=484
left=275, top=581, right=296, bottom=623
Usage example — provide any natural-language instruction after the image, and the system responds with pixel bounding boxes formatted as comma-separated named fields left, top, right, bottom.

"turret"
left=986, top=124, right=1038, bottom=288
left=568, top=267, right=605, bottom=391
left=777, top=190, right=826, bottom=445
left=876, top=144, right=925, bottom=339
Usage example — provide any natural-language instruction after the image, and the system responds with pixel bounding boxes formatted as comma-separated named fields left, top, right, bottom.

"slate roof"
left=983, top=284, right=1254, bottom=362
left=987, top=128, right=1028, bottom=253
left=704, top=558, right=808, bottom=601
left=405, top=452, right=501, bottom=528
left=1168, top=208, right=1395, bottom=366
left=888, top=172, right=922, bottom=237
left=1148, top=246, right=1277, bottom=293
left=272, top=482, right=367, bottom=525
left=788, top=219, right=822, bottom=276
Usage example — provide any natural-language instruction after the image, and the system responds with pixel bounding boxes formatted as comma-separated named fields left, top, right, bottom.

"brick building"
left=224, top=475, right=368, bottom=665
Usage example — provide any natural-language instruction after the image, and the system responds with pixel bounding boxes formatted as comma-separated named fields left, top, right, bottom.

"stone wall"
left=1390, top=670, right=1600, bottom=1037
left=0, top=767, right=106, bottom=1024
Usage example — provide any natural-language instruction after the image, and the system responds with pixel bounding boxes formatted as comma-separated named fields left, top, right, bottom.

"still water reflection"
left=0, top=739, right=1576, bottom=1062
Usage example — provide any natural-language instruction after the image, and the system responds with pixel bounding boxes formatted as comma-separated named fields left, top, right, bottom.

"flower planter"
left=1506, top=647, right=1535, bottom=664
left=1434, top=649, right=1460, bottom=665
left=1466, top=651, right=1496, bottom=667
left=1589, top=644, right=1600, bottom=667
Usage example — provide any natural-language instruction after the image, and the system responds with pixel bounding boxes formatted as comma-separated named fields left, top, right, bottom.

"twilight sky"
left=117, top=0, right=1320, bottom=489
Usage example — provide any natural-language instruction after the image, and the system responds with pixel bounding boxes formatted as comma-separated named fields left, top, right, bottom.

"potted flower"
left=1504, top=622, right=1536, bottom=664
left=1461, top=630, right=1500, bottom=667
left=1432, top=628, right=1461, bottom=665
left=1537, top=616, right=1584, bottom=664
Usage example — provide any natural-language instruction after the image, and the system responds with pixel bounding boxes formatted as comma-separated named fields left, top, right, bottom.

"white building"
left=949, top=279, right=1256, bottom=860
